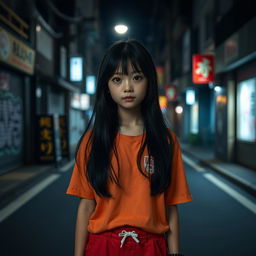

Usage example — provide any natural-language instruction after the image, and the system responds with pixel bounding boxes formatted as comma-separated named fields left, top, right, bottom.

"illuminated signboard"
left=70, top=57, right=83, bottom=82
left=37, top=116, right=55, bottom=162
left=193, top=54, right=214, bottom=84
left=0, top=26, right=35, bottom=75
left=86, top=75, right=96, bottom=94
left=59, top=116, right=69, bottom=157
left=165, top=85, right=177, bottom=101
left=237, top=78, right=256, bottom=142
left=186, top=89, right=195, bottom=105
left=80, top=94, right=90, bottom=110
left=159, top=96, right=167, bottom=109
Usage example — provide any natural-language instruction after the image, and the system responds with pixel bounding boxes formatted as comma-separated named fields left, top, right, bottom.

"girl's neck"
left=118, top=106, right=144, bottom=131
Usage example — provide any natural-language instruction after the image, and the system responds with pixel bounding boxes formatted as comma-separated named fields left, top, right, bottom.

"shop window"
left=237, top=78, right=256, bottom=142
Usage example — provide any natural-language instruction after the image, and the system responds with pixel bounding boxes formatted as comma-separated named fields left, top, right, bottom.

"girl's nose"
left=123, top=78, right=133, bottom=91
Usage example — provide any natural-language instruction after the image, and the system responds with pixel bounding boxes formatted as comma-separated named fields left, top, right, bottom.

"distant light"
left=186, top=89, right=195, bottom=105
left=70, top=57, right=83, bottom=82
left=36, top=87, right=42, bottom=98
left=80, top=94, right=90, bottom=110
left=71, top=93, right=80, bottom=109
left=175, top=105, right=183, bottom=114
left=214, top=86, right=222, bottom=92
left=36, top=25, right=41, bottom=32
left=114, top=25, right=128, bottom=34
left=86, top=76, right=96, bottom=94
left=208, top=82, right=214, bottom=89
left=159, top=96, right=167, bottom=109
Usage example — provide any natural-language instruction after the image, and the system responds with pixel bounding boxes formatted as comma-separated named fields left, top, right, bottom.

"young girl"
left=66, top=39, right=193, bottom=256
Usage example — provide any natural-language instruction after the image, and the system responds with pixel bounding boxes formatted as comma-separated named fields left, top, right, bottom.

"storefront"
left=235, top=60, right=256, bottom=169
left=215, top=16, right=256, bottom=169
left=0, top=26, right=35, bottom=174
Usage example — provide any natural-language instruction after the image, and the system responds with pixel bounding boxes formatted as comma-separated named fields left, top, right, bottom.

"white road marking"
left=59, top=160, right=75, bottom=172
left=204, top=173, right=256, bottom=215
left=0, top=174, right=60, bottom=223
left=182, top=154, right=206, bottom=172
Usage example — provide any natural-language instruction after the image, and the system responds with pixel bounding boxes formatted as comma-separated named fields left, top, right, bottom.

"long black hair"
left=76, top=39, right=174, bottom=198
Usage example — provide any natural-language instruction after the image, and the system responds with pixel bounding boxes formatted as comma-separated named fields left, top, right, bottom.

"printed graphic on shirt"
left=144, top=156, right=155, bottom=174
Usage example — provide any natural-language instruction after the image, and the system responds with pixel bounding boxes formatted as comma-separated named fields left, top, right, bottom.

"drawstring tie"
left=118, top=230, right=140, bottom=248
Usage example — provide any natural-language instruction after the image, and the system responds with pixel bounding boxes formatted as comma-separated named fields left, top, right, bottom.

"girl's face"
left=108, top=61, right=148, bottom=110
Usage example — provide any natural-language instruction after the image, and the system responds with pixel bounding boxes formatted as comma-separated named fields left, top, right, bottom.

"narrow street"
left=1, top=156, right=255, bottom=256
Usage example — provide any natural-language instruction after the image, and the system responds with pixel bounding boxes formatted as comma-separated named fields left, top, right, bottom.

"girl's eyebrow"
left=114, top=70, right=143, bottom=75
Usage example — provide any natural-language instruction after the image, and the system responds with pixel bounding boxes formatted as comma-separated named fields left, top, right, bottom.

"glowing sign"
left=86, top=76, right=96, bottom=94
left=193, top=55, right=214, bottom=84
left=70, top=57, right=83, bottom=82
left=159, top=96, right=167, bottom=109
left=237, top=78, right=256, bottom=142
left=186, top=89, right=195, bottom=105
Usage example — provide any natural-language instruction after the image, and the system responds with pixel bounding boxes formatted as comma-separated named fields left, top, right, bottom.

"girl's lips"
left=123, top=97, right=135, bottom=101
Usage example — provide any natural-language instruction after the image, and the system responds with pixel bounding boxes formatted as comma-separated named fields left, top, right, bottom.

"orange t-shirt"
left=66, top=129, right=193, bottom=234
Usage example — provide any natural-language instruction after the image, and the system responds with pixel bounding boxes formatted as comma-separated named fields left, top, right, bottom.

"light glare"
left=214, top=86, right=222, bottom=92
left=114, top=25, right=128, bottom=34
left=175, top=105, right=183, bottom=114
left=186, top=90, right=195, bottom=105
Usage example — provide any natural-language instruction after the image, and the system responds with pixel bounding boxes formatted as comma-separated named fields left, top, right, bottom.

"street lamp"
left=114, top=24, right=128, bottom=34
left=175, top=105, right=183, bottom=114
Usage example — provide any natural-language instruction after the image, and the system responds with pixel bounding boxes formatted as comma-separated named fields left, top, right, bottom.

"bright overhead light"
left=114, top=25, right=128, bottom=34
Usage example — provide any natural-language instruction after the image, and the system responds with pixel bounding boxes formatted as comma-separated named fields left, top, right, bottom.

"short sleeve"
left=164, top=132, right=193, bottom=205
left=66, top=132, right=95, bottom=199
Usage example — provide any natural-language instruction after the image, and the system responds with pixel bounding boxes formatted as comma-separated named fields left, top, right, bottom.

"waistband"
left=89, top=225, right=165, bottom=240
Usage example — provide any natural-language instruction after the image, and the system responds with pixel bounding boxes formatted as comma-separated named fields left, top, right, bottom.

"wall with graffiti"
left=0, top=71, right=24, bottom=174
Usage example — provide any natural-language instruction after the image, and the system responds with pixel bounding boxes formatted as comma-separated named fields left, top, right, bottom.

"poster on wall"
left=237, top=78, right=256, bottom=142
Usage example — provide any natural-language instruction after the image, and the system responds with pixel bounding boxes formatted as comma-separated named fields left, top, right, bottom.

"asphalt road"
left=0, top=156, right=255, bottom=256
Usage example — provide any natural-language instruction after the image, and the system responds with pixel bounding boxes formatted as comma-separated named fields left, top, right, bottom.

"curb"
left=181, top=149, right=256, bottom=197
left=0, top=165, right=55, bottom=209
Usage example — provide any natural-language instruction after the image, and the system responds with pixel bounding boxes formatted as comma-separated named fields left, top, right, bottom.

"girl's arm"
left=165, top=205, right=180, bottom=254
left=74, top=198, right=96, bottom=256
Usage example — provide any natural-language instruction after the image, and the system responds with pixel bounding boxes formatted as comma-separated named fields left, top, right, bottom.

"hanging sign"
left=165, top=85, right=177, bottom=101
left=59, top=115, right=69, bottom=157
left=193, top=54, right=214, bottom=84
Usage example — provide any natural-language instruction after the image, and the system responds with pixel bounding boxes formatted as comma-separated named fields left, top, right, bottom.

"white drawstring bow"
left=118, top=230, right=140, bottom=248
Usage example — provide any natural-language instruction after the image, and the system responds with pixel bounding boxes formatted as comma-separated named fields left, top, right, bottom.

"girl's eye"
left=111, top=77, right=121, bottom=83
left=133, top=75, right=143, bottom=81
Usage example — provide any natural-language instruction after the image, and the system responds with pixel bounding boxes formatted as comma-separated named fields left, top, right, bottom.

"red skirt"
left=85, top=225, right=168, bottom=256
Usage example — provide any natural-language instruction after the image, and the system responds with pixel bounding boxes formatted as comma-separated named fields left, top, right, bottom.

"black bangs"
left=109, top=44, right=143, bottom=76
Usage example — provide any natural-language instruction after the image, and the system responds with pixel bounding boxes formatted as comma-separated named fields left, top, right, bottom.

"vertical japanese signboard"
left=53, top=114, right=62, bottom=163
left=37, top=116, right=55, bottom=162
left=192, top=55, right=214, bottom=84
left=37, top=115, right=62, bottom=163
left=59, top=115, right=69, bottom=158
